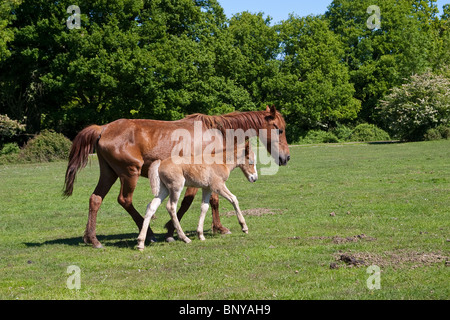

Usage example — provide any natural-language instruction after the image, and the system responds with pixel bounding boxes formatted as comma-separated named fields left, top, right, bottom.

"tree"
left=273, top=15, right=361, bottom=140
left=430, top=4, right=450, bottom=69
left=0, top=0, right=20, bottom=63
left=325, top=0, right=441, bottom=123
left=1, top=0, right=248, bottom=138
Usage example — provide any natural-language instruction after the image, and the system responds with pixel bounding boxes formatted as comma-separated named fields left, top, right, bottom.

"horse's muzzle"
left=279, top=155, right=290, bottom=166
left=248, top=173, right=258, bottom=183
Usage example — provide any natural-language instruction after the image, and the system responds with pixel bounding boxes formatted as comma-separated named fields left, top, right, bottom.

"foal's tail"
left=149, top=160, right=162, bottom=197
left=63, top=125, right=103, bottom=197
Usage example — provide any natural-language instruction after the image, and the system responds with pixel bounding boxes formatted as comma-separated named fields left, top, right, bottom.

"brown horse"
left=64, top=106, right=290, bottom=248
left=137, top=140, right=257, bottom=250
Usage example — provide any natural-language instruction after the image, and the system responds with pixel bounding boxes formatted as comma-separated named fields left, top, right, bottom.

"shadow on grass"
left=24, top=232, right=171, bottom=249
left=367, top=140, right=403, bottom=145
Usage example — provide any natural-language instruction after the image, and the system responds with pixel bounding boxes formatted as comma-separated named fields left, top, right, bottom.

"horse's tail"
left=63, top=125, right=103, bottom=197
left=149, top=160, right=162, bottom=197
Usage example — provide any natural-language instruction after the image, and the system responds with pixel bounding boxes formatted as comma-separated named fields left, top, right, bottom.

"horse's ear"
left=267, top=105, right=276, bottom=119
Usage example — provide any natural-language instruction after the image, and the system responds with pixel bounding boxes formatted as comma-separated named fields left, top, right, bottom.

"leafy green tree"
left=325, top=0, right=440, bottom=122
left=274, top=15, right=360, bottom=140
left=226, top=12, right=280, bottom=106
left=1, top=0, right=245, bottom=137
left=430, top=4, right=450, bottom=69
left=0, top=0, right=20, bottom=62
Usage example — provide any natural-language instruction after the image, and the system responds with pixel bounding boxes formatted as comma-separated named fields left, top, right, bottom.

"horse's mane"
left=184, top=110, right=284, bottom=133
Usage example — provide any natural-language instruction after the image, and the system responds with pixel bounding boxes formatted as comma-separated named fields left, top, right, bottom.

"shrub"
left=298, top=130, right=339, bottom=144
left=349, top=123, right=390, bottom=142
left=0, top=142, right=20, bottom=156
left=0, top=142, right=21, bottom=165
left=332, top=124, right=353, bottom=142
left=378, top=71, right=450, bottom=141
left=20, top=130, right=72, bottom=162
left=424, top=128, right=442, bottom=141
left=438, top=125, right=450, bottom=139
left=424, top=125, right=450, bottom=141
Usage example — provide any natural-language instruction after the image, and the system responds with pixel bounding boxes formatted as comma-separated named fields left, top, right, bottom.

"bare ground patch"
left=306, top=234, right=377, bottom=244
left=330, top=250, right=448, bottom=269
left=220, top=208, right=284, bottom=217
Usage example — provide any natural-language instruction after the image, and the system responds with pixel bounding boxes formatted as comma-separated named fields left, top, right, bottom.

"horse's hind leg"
left=164, top=187, right=198, bottom=242
left=166, top=184, right=191, bottom=244
left=210, top=193, right=231, bottom=235
left=84, top=157, right=118, bottom=249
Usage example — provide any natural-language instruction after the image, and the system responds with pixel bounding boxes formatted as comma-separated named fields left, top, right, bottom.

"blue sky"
left=219, top=0, right=449, bottom=24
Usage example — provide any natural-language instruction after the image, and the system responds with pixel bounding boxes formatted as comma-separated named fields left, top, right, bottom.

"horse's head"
left=237, top=140, right=258, bottom=183
left=259, top=105, right=290, bottom=166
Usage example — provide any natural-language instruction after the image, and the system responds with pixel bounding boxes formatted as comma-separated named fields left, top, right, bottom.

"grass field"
left=0, top=140, right=449, bottom=300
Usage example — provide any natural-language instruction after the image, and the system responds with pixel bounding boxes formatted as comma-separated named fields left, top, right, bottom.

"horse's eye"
left=279, top=129, right=284, bottom=135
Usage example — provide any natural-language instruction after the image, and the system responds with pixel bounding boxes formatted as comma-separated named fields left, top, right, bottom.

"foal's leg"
left=166, top=185, right=191, bottom=244
left=84, top=156, right=118, bottom=249
left=117, top=171, right=156, bottom=242
left=216, top=185, right=248, bottom=234
left=137, top=185, right=169, bottom=251
left=210, top=193, right=232, bottom=235
left=197, top=189, right=212, bottom=241
left=164, top=187, right=198, bottom=242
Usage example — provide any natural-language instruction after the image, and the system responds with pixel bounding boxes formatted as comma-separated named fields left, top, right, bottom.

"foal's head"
left=236, top=141, right=258, bottom=183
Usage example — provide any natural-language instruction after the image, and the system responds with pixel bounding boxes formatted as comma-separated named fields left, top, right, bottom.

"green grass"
left=0, top=140, right=449, bottom=300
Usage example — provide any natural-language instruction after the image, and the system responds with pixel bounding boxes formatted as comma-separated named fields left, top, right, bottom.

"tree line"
left=1, top=0, right=449, bottom=143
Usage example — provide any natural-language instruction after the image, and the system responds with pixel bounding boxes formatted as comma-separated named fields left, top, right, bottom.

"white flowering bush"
left=0, top=114, right=26, bottom=146
left=378, top=70, right=450, bottom=141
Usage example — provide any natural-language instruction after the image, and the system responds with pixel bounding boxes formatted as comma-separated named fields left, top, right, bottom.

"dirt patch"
left=330, top=250, right=448, bottom=269
left=307, top=234, right=377, bottom=244
left=220, top=208, right=284, bottom=217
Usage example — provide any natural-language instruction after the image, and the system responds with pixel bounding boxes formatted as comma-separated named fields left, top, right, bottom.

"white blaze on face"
left=248, top=149, right=258, bottom=183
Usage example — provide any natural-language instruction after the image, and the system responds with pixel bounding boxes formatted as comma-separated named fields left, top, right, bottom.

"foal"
left=137, top=142, right=257, bottom=250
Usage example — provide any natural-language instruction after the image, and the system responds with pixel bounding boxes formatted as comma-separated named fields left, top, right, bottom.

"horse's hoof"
left=165, top=237, right=176, bottom=243
left=183, top=237, right=192, bottom=244
left=149, top=236, right=157, bottom=243
left=84, top=235, right=103, bottom=248
left=213, top=227, right=232, bottom=235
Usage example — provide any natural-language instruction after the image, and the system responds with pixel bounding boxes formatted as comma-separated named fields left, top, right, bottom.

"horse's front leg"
left=197, top=189, right=212, bottom=241
left=210, top=193, right=231, bottom=235
left=217, top=186, right=248, bottom=234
